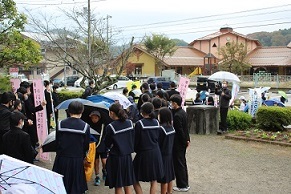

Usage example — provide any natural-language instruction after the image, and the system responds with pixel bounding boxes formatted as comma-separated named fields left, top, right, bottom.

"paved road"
left=37, top=134, right=291, bottom=194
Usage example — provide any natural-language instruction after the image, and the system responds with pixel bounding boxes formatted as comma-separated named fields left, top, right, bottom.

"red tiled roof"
left=247, top=47, right=291, bottom=67
left=163, top=47, right=206, bottom=66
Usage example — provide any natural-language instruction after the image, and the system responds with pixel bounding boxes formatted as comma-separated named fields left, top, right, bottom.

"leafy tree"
left=143, top=34, right=176, bottom=74
left=248, top=28, right=291, bottom=46
left=171, top=38, right=188, bottom=46
left=0, top=0, right=42, bottom=68
left=28, top=8, right=134, bottom=92
left=218, top=41, right=251, bottom=74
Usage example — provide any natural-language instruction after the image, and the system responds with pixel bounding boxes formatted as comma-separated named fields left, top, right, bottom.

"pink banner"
left=177, top=77, right=190, bottom=106
left=10, top=79, right=21, bottom=93
left=32, top=79, right=49, bottom=160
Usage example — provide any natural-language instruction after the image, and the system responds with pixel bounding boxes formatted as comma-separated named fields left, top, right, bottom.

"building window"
left=176, top=67, right=182, bottom=74
left=212, top=43, right=217, bottom=47
left=135, top=65, right=142, bottom=75
left=73, top=70, right=77, bottom=75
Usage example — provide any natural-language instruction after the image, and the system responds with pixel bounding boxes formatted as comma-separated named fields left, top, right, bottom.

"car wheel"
left=113, top=84, right=117, bottom=90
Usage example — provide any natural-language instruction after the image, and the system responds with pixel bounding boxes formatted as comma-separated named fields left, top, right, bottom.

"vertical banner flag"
left=32, top=79, right=49, bottom=160
left=10, top=78, right=21, bottom=94
left=177, top=77, right=190, bottom=106
left=248, top=88, right=261, bottom=117
left=229, top=82, right=240, bottom=106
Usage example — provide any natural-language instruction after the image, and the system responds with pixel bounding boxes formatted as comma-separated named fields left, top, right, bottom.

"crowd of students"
left=0, top=80, right=191, bottom=194
left=53, top=81, right=190, bottom=194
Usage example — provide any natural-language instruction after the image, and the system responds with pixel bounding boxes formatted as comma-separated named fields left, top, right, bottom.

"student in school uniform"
left=105, top=103, right=136, bottom=194
left=157, top=107, right=176, bottom=194
left=87, top=110, right=107, bottom=186
left=52, top=101, right=90, bottom=194
left=133, top=102, right=164, bottom=194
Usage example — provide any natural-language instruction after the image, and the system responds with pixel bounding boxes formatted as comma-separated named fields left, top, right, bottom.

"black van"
left=196, top=76, right=218, bottom=93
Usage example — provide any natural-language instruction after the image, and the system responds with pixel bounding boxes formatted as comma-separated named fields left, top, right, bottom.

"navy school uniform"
left=53, top=117, right=90, bottom=194
left=133, top=118, right=164, bottom=182
left=89, top=121, right=107, bottom=154
left=105, top=119, right=136, bottom=188
left=158, top=124, right=176, bottom=183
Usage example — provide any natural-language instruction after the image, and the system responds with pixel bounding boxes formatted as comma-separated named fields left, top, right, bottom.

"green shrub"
left=256, top=106, right=291, bottom=131
left=58, top=90, right=83, bottom=102
left=0, top=75, right=12, bottom=93
left=226, top=110, right=252, bottom=130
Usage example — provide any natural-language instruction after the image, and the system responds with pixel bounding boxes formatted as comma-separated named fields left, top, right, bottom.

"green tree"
left=0, top=0, right=42, bottom=68
left=143, top=34, right=176, bottom=73
left=218, top=41, right=251, bottom=74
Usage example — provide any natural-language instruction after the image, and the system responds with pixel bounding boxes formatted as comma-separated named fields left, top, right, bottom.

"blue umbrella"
left=56, top=98, right=95, bottom=109
left=87, top=95, right=114, bottom=108
left=263, top=99, right=285, bottom=107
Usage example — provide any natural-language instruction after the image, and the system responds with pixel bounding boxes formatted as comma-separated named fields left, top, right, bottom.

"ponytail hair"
left=109, top=102, right=128, bottom=121
left=140, top=102, right=155, bottom=119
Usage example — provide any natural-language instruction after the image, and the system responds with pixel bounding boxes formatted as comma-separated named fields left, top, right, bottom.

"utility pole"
left=64, top=27, right=67, bottom=87
left=104, top=15, right=112, bottom=47
left=87, top=0, right=91, bottom=65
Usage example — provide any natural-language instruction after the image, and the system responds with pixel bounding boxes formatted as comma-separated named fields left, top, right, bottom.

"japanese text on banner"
left=33, top=79, right=49, bottom=160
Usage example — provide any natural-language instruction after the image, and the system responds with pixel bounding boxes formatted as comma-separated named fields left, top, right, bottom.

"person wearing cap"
left=239, top=96, right=246, bottom=111
left=215, top=81, right=232, bottom=134
left=2, top=111, right=34, bottom=164
left=88, top=110, right=107, bottom=186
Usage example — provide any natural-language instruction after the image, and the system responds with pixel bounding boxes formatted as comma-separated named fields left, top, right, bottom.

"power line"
left=119, top=4, right=291, bottom=29
left=16, top=0, right=106, bottom=6
left=116, top=9, right=291, bottom=32
left=116, top=21, right=291, bottom=41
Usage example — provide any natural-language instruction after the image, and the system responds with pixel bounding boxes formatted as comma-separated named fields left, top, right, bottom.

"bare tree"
left=26, top=7, right=134, bottom=92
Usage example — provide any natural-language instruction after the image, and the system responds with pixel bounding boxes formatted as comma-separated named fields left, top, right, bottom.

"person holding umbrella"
left=215, top=81, right=232, bottom=134
left=52, top=101, right=90, bottom=194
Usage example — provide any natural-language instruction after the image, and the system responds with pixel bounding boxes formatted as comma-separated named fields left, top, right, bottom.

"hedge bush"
left=256, top=106, right=291, bottom=131
left=0, top=75, right=12, bottom=93
left=226, top=110, right=253, bottom=130
left=58, top=89, right=83, bottom=102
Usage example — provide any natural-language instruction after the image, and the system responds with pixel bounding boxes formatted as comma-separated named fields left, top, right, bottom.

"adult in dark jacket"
left=167, top=82, right=180, bottom=99
left=215, top=81, right=232, bottom=134
left=23, top=83, right=46, bottom=148
left=170, top=94, right=190, bottom=192
left=44, top=80, right=53, bottom=132
left=0, top=92, right=15, bottom=154
left=82, top=80, right=94, bottom=99
left=52, top=85, right=60, bottom=125
left=2, top=111, right=34, bottom=164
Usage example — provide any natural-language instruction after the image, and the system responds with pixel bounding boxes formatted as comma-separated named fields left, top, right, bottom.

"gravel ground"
left=37, top=134, right=291, bottom=194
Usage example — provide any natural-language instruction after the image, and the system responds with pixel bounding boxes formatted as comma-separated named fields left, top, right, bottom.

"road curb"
left=225, top=134, right=291, bottom=147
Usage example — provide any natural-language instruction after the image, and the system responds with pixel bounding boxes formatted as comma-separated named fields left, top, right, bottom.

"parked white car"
left=107, top=76, right=133, bottom=90
left=74, top=77, right=89, bottom=87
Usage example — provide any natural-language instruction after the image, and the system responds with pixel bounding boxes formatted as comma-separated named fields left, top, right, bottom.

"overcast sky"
left=15, top=0, right=291, bottom=44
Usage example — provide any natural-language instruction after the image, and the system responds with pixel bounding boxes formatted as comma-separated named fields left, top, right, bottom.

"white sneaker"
left=173, top=186, right=190, bottom=192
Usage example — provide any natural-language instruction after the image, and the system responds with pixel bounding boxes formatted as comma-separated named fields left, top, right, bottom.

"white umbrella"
left=208, top=71, right=240, bottom=83
left=103, top=92, right=132, bottom=109
left=0, top=154, right=66, bottom=193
